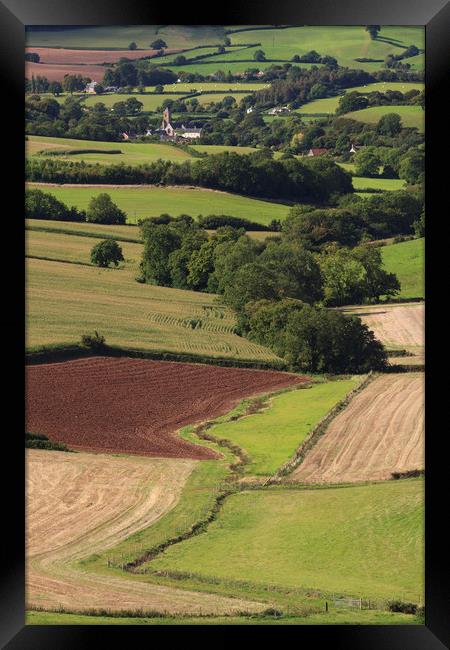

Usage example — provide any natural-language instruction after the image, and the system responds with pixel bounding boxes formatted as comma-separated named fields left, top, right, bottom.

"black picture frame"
left=1, top=1, right=448, bottom=647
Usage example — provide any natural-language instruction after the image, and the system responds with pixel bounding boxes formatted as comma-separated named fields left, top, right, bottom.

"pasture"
left=149, top=82, right=270, bottom=92
left=351, top=177, right=406, bottom=191
left=26, top=219, right=141, bottom=242
left=27, top=183, right=291, bottom=225
left=26, top=257, right=279, bottom=361
left=149, top=479, right=424, bottom=602
left=292, top=374, right=424, bottom=484
left=208, top=379, right=358, bottom=476
left=82, top=93, right=186, bottom=112
left=27, top=135, right=193, bottom=165
left=381, top=238, right=424, bottom=299
left=342, top=105, right=424, bottom=131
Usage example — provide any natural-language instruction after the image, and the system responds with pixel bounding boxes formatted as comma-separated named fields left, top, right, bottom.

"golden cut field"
left=291, top=374, right=424, bottom=484
left=26, top=449, right=263, bottom=614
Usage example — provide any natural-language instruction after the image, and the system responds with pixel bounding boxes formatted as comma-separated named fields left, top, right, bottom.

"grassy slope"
left=381, top=238, right=424, bottom=299
left=209, top=379, right=358, bottom=475
left=27, top=184, right=290, bottom=225
left=342, top=105, right=424, bottom=131
left=150, top=479, right=424, bottom=601
left=26, top=218, right=142, bottom=241
left=26, top=257, right=277, bottom=361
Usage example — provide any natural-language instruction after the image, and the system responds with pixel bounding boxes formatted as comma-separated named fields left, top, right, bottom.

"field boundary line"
left=265, top=373, right=375, bottom=484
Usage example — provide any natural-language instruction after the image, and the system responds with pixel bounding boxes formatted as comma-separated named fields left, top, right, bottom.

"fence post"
left=325, top=601, right=328, bottom=613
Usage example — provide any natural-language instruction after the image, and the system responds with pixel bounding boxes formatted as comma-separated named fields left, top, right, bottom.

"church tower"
left=161, top=107, right=174, bottom=137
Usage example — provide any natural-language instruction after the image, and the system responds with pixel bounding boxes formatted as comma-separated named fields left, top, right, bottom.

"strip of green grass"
left=209, top=379, right=358, bottom=476
left=150, top=479, right=424, bottom=602
left=352, top=177, right=406, bottom=191
left=381, top=238, right=424, bottom=299
left=342, top=105, right=424, bottom=132
left=26, top=609, right=418, bottom=625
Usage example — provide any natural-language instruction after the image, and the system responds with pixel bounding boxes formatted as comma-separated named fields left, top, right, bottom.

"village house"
left=85, top=81, right=98, bottom=93
left=267, top=106, right=291, bottom=115
left=158, top=108, right=203, bottom=140
left=307, top=147, right=330, bottom=157
left=349, top=143, right=363, bottom=154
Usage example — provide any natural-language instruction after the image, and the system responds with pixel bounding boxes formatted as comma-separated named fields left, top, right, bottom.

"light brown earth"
left=26, top=62, right=109, bottom=83
left=290, top=374, right=424, bottom=484
left=26, top=449, right=264, bottom=614
left=341, top=303, right=424, bottom=349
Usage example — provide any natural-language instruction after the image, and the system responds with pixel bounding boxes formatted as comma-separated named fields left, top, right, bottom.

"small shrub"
left=387, top=600, right=418, bottom=615
left=81, top=331, right=106, bottom=351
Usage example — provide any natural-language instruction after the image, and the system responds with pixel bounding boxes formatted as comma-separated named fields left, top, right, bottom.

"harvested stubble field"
left=26, top=357, right=306, bottom=457
left=25, top=47, right=180, bottom=64
left=291, top=374, right=424, bottom=484
left=342, top=302, right=424, bottom=360
left=26, top=449, right=263, bottom=615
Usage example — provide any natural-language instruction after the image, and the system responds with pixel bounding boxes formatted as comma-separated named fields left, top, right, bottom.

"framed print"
left=0, top=0, right=448, bottom=647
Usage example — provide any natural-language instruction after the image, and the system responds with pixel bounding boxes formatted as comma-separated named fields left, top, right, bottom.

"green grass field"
left=26, top=257, right=277, bottom=361
left=342, top=105, right=425, bottom=132
left=27, top=135, right=194, bottom=165
left=208, top=379, right=358, bottom=475
left=27, top=184, right=291, bottom=225
left=352, top=177, right=406, bottom=191
left=149, top=479, right=424, bottom=602
left=82, top=93, right=186, bottom=112
left=381, top=237, right=424, bottom=299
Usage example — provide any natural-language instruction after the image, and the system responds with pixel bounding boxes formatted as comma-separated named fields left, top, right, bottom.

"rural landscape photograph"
left=25, top=24, right=425, bottom=626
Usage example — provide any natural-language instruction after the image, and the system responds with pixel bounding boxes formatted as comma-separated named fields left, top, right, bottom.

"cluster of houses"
left=122, top=107, right=203, bottom=142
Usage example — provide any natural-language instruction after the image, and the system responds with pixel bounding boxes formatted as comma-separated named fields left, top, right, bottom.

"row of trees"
left=336, top=89, right=423, bottom=116
left=26, top=150, right=354, bottom=203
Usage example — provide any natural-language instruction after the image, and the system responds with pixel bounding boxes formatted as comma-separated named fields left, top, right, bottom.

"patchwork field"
left=82, top=93, right=188, bottom=112
left=25, top=47, right=179, bottom=64
left=26, top=257, right=279, bottom=360
left=148, top=479, right=424, bottom=602
left=228, top=26, right=424, bottom=72
left=207, top=379, right=358, bottom=476
left=26, top=357, right=305, bottom=457
left=381, top=238, right=424, bottom=299
left=342, top=105, right=424, bottom=131
left=26, top=449, right=263, bottom=615
left=291, top=374, right=424, bottom=484
left=27, top=183, right=290, bottom=225
left=26, top=25, right=228, bottom=50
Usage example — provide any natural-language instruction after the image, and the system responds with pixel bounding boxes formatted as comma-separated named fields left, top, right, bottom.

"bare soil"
left=26, top=357, right=306, bottom=459
left=291, top=374, right=424, bottom=484
left=26, top=47, right=181, bottom=65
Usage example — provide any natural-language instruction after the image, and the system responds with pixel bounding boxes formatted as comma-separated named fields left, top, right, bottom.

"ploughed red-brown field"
left=26, top=61, right=109, bottom=83
left=26, top=47, right=181, bottom=65
left=26, top=357, right=307, bottom=460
